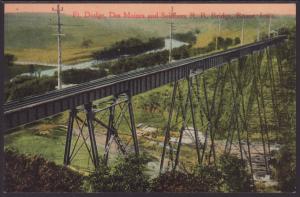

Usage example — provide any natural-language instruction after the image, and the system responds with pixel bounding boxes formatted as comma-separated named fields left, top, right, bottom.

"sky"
left=5, top=3, right=296, bottom=17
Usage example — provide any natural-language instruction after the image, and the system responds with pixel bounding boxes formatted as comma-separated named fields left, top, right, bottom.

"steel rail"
left=3, top=36, right=286, bottom=130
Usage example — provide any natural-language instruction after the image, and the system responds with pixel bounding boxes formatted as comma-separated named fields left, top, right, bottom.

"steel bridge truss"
left=63, top=92, right=139, bottom=168
left=159, top=45, right=286, bottom=189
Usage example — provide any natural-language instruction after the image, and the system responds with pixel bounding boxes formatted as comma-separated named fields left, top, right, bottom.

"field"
left=5, top=13, right=295, bottom=64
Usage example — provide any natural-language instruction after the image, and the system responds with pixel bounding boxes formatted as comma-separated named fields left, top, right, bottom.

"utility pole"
left=256, top=26, right=260, bottom=41
left=256, top=17, right=260, bottom=41
left=268, top=15, right=272, bottom=38
left=169, top=6, right=175, bottom=63
left=215, top=17, right=221, bottom=50
left=52, top=4, right=63, bottom=90
left=241, top=17, right=244, bottom=45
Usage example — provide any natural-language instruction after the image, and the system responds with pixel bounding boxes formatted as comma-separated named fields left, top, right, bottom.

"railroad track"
left=3, top=36, right=286, bottom=130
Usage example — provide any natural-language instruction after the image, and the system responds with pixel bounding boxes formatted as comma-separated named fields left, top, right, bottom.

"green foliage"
left=98, top=35, right=237, bottom=76
left=62, top=68, right=108, bottom=84
left=273, top=144, right=296, bottom=192
left=214, top=36, right=236, bottom=50
left=93, top=37, right=164, bottom=60
left=87, top=154, right=151, bottom=192
left=109, top=50, right=168, bottom=75
left=28, top=64, right=35, bottom=76
left=4, top=53, right=16, bottom=67
left=139, top=90, right=170, bottom=114
left=172, top=45, right=191, bottom=60
left=5, top=76, right=56, bottom=101
left=81, top=39, right=93, bottom=48
left=151, top=166, right=223, bottom=192
left=6, top=64, right=52, bottom=81
left=219, top=154, right=253, bottom=192
left=4, top=149, right=84, bottom=192
left=173, top=31, right=197, bottom=44
left=234, top=37, right=241, bottom=45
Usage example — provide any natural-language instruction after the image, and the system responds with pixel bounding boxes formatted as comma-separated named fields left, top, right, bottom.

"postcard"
left=1, top=1, right=296, bottom=193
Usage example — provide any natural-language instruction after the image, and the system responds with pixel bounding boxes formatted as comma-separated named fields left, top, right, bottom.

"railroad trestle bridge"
left=4, top=36, right=291, bottom=186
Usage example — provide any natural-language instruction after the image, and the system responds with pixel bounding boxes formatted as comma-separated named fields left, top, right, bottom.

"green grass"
left=4, top=124, right=102, bottom=171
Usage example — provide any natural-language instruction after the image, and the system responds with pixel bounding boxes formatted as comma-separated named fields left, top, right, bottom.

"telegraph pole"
left=268, top=15, right=272, bottom=38
left=215, top=17, right=221, bottom=50
left=169, top=6, right=175, bottom=63
left=241, top=17, right=244, bottom=45
left=256, top=17, right=260, bottom=41
left=52, top=4, right=63, bottom=90
left=256, top=26, right=260, bottom=41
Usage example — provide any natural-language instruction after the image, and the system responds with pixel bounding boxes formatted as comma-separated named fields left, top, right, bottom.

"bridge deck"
left=3, top=36, right=286, bottom=130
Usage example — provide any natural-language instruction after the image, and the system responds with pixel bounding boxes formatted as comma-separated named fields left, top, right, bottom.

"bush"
left=4, top=53, right=17, bottom=67
left=172, top=45, right=191, bottom=60
left=4, top=149, right=84, bottom=192
left=62, top=68, right=108, bottom=84
left=151, top=166, right=223, bottom=192
left=87, top=154, right=151, bottom=192
left=234, top=37, right=241, bottom=45
left=173, top=31, right=197, bottom=44
left=81, top=39, right=93, bottom=48
left=109, top=50, right=168, bottom=75
left=219, top=154, right=254, bottom=192
left=93, top=37, right=164, bottom=60
left=6, top=76, right=56, bottom=101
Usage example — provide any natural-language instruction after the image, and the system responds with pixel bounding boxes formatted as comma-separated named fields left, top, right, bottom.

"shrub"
left=93, top=37, right=164, bottom=60
left=6, top=76, right=56, bottom=101
left=219, top=154, right=254, bottom=192
left=234, top=37, right=241, bottom=45
left=87, top=154, right=151, bottom=192
left=151, top=166, right=223, bottom=192
left=62, top=68, right=108, bottom=84
left=173, top=31, right=197, bottom=44
left=4, top=53, right=17, bottom=67
left=4, top=149, right=84, bottom=192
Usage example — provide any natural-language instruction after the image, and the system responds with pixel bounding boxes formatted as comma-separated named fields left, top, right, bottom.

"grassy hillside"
left=5, top=13, right=295, bottom=64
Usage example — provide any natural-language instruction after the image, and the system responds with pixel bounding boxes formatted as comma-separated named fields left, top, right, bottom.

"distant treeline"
left=92, top=37, right=164, bottom=60
left=61, top=68, right=108, bottom=84
left=92, top=35, right=240, bottom=77
left=173, top=31, right=197, bottom=44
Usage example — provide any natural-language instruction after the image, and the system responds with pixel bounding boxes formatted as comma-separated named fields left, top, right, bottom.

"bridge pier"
left=63, top=92, right=139, bottom=168
left=160, top=76, right=207, bottom=173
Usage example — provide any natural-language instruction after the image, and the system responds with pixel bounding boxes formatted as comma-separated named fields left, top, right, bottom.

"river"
left=17, top=38, right=188, bottom=78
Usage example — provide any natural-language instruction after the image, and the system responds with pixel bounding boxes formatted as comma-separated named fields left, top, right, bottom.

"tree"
left=4, top=149, right=83, bottom=192
left=87, top=154, right=151, bottom=192
left=273, top=144, right=296, bottom=192
left=4, top=53, right=16, bottom=67
left=195, top=28, right=200, bottom=34
left=234, top=37, right=241, bottom=45
left=219, top=154, right=253, bottom=192
left=81, top=39, right=93, bottom=48
left=61, top=68, right=108, bottom=84
left=6, top=76, right=56, bottom=101
left=28, top=64, right=36, bottom=77
left=93, top=37, right=164, bottom=60
left=224, top=38, right=233, bottom=49
left=216, top=36, right=225, bottom=49
left=151, top=166, right=223, bottom=192
left=173, top=31, right=197, bottom=44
